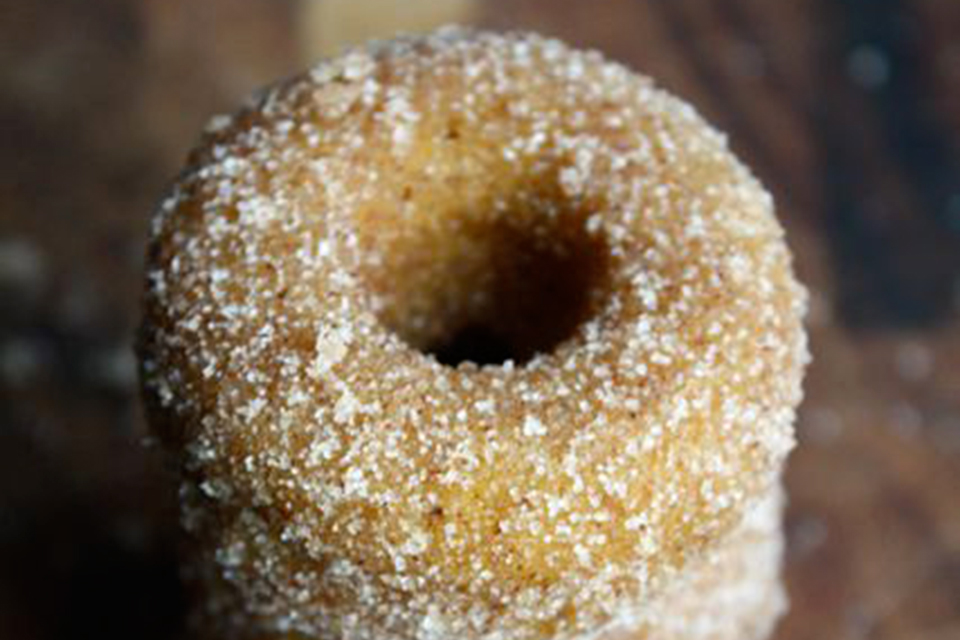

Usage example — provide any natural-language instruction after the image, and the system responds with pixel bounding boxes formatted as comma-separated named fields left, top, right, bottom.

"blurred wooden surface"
left=1, top=1, right=958, bottom=639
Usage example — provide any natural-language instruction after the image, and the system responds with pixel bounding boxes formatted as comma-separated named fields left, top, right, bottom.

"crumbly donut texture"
left=139, top=28, right=808, bottom=640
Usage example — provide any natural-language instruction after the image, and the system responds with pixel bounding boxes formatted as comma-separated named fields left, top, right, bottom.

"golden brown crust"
left=139, top=28, right=808, bottom=640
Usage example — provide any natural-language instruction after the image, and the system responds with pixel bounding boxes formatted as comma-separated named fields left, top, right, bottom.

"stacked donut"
left=139, top=28, right=808, bottom=640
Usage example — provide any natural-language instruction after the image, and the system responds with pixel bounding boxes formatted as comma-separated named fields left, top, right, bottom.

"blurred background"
left=1, top=1, right=958, bottom=639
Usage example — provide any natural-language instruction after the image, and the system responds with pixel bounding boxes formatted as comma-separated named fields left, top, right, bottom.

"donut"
left=138, top=28, right=808, bottom=640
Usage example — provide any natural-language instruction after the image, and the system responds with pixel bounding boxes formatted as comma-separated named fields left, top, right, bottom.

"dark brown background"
left=1, top=1, right=958, bottom=639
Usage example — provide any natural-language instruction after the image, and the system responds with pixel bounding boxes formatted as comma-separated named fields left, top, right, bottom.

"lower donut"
left=595, top=486, right=787, bottom=640
left=185, top=487, right=786, bottom=640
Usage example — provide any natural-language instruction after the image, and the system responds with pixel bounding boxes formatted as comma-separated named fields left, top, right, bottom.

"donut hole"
left=360, top=195, right=611, bottom=367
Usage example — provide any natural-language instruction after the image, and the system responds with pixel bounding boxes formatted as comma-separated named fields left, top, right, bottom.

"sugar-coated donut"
left=138, top=28, right=808, bottom=640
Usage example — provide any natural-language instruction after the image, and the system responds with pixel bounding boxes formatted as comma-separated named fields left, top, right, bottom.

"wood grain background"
left=1, top=1, right=958, bottom=639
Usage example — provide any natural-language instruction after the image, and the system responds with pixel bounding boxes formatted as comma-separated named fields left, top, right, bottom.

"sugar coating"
left=138, top=28, right=809, bottom=640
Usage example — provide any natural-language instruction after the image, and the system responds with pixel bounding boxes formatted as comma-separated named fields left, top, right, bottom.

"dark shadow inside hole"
left=430, top=324, right=516, bottom=367
left=363, top=192, right=612, bottom=368
left=422, top=225, right=610, bottom=367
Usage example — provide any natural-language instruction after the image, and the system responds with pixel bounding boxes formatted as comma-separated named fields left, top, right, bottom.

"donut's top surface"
left=139, top=28, right=808, bottom=640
